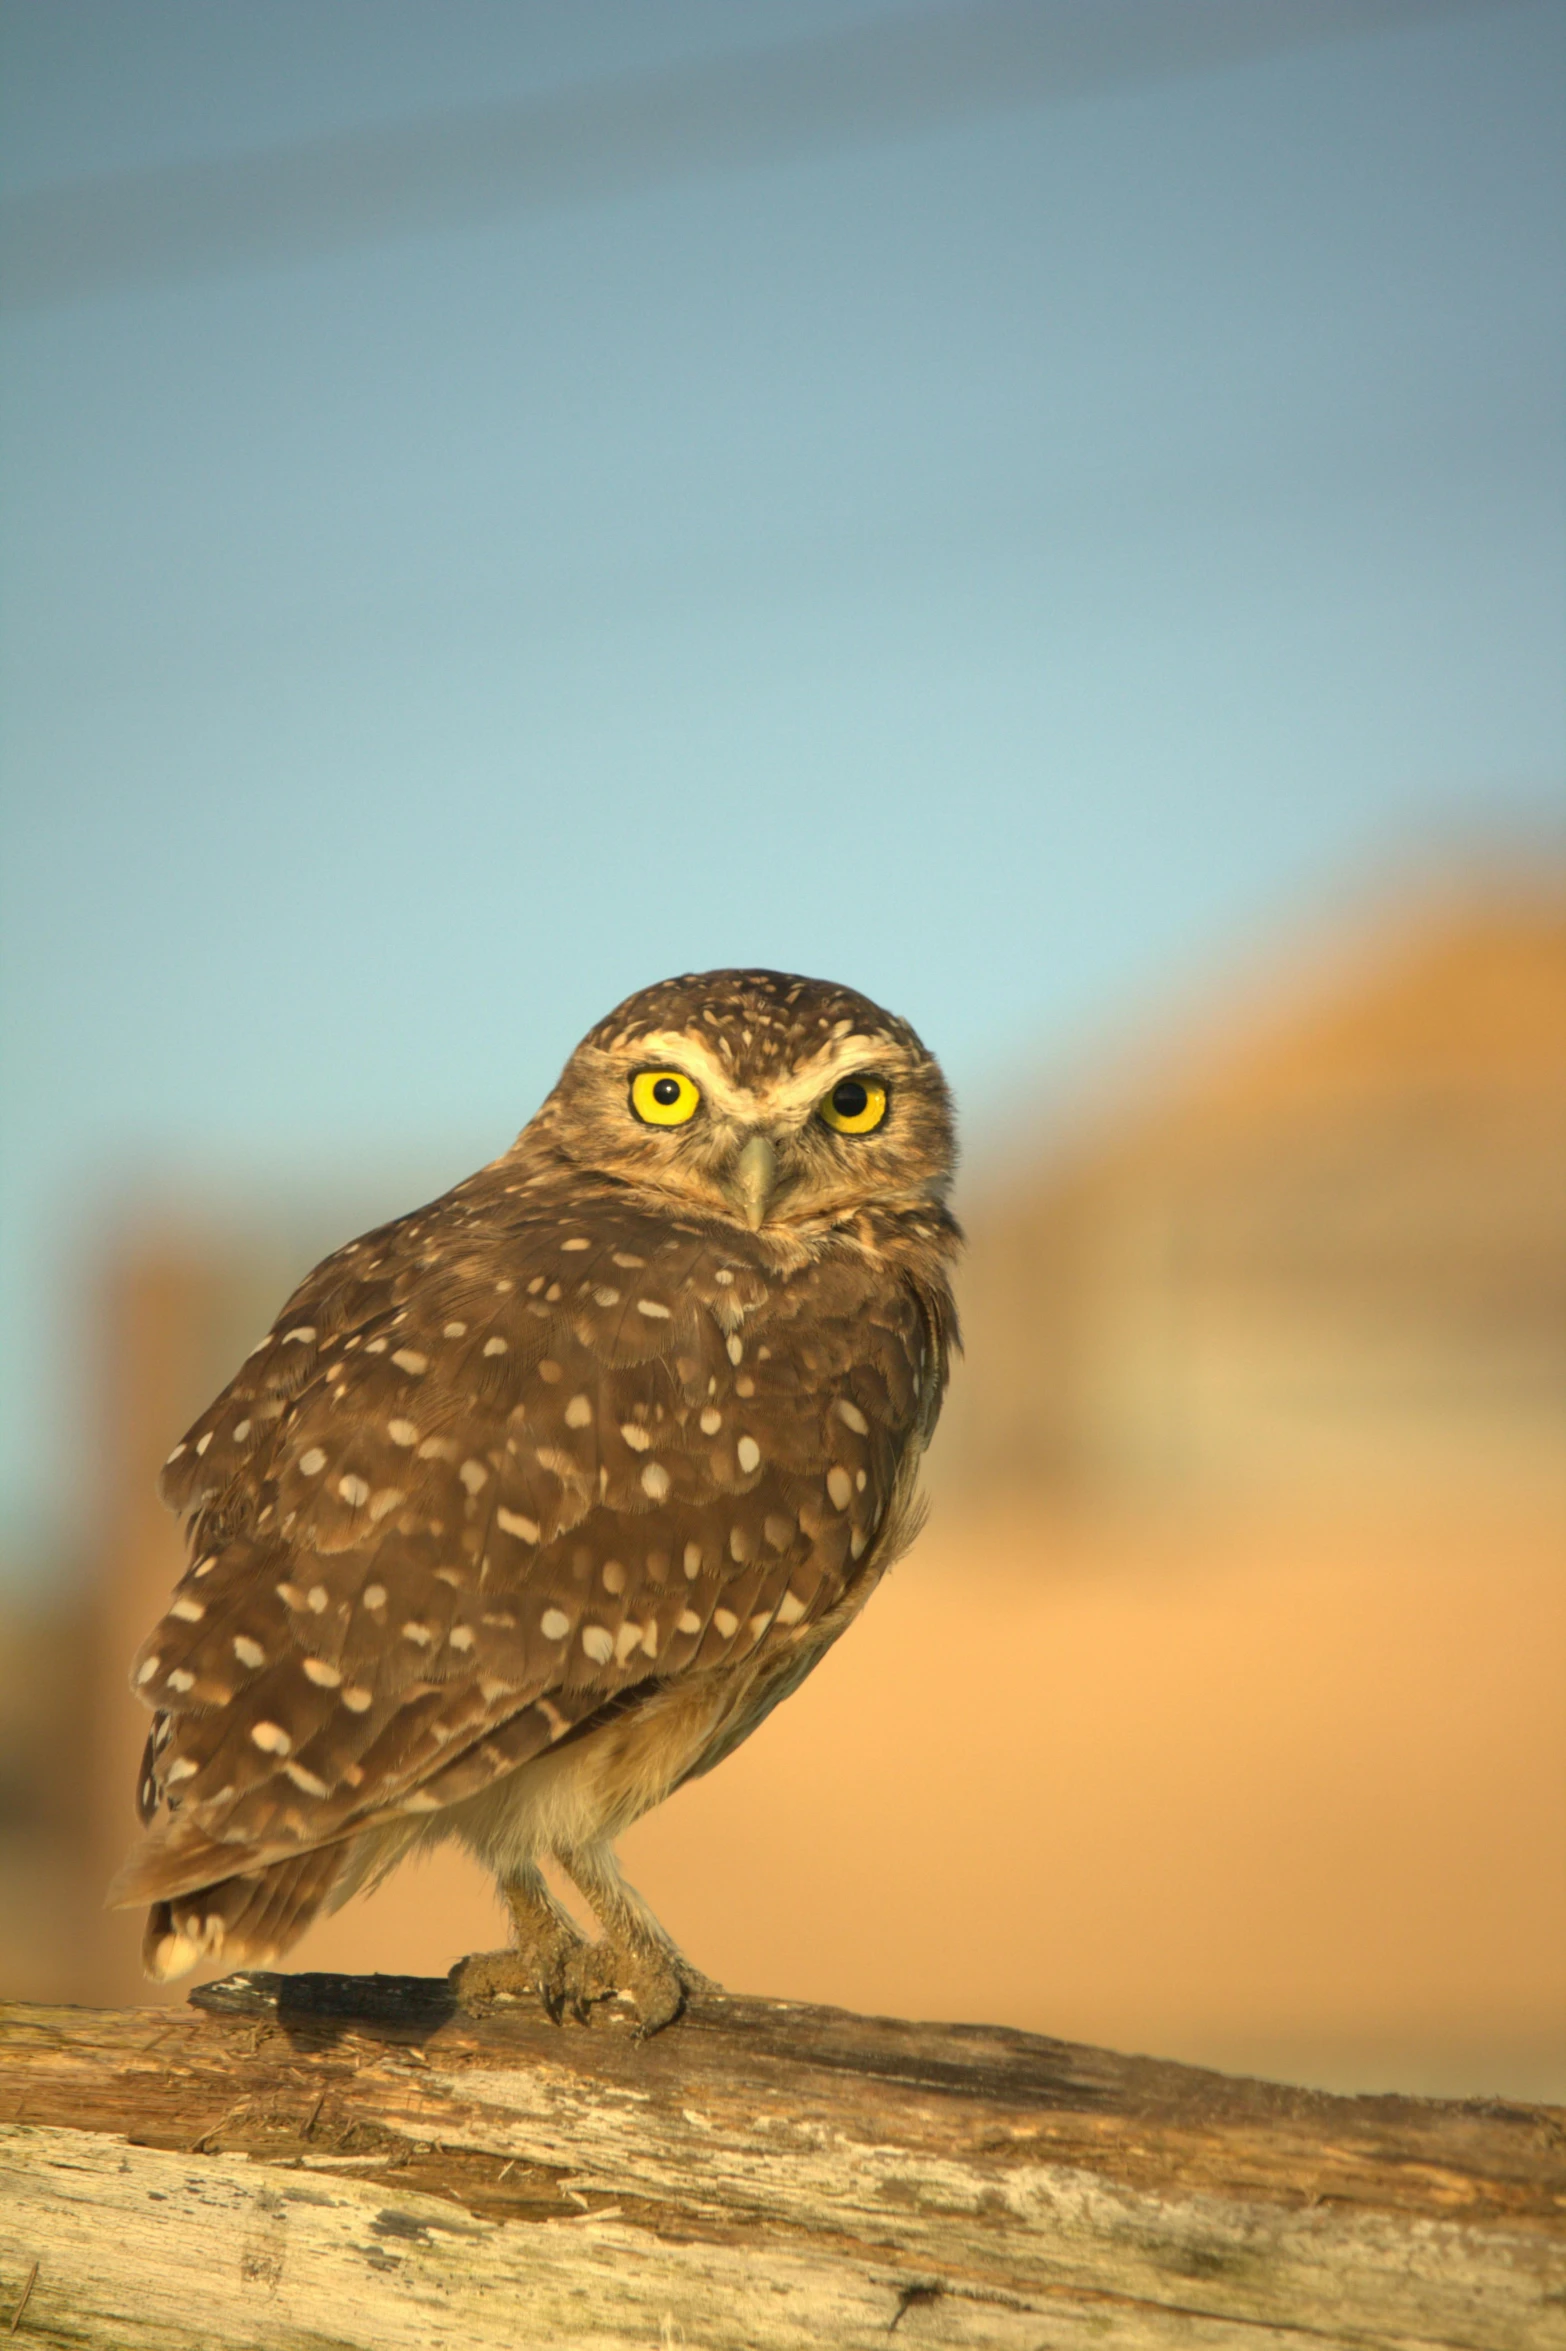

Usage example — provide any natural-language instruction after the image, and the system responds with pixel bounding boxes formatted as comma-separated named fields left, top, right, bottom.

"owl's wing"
left=114, top=1172, right=934, bottom=1908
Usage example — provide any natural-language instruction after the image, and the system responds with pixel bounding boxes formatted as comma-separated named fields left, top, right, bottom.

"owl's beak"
left=727, top=1133, right=779, bottom=1229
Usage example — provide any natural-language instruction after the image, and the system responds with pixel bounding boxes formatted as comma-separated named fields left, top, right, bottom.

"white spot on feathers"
left=249, top=1721, right=292, bottom=1755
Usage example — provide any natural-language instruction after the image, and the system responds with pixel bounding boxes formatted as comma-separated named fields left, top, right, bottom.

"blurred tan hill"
left=938, top=883, right=1566, bottom=1506
left=1, top=877, right=1562, bottom=2102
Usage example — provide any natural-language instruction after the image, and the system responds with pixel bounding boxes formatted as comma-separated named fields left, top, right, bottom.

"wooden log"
left=1, top=1971, right=1562, bottom=2348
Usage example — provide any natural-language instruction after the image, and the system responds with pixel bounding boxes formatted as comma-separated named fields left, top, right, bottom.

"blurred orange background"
left=4, top=878, right=1560, bottom=2101
left=4, top=3, right=1563, bottom=2130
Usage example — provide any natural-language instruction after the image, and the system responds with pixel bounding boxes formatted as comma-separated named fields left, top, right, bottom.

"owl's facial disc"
left=542, top=978, right=955, bottom=1231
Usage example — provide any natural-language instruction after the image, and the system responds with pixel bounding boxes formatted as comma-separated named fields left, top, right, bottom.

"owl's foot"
left=555, top=1838, right=717, bottom=2038
left=448, top=1938, right=573, bottom=2022
left=561, top=1937, right=713, bottom=2038
left=449, top=1864, right=587, bottom=2024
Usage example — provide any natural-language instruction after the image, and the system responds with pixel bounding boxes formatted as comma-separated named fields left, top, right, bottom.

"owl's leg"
left=448, top=1861, right=586, bottom=2022
left=555, top=1840, right=715, bottom=2037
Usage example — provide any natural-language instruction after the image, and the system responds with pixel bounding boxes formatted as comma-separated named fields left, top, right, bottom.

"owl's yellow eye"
left=818, top=1075, right=888, bottom=1135
left=630, top=1069, right=701, bottom=1127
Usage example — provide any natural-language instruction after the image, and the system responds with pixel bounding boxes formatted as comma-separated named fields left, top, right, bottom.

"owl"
left=112, top=970, right=960, bottom=2033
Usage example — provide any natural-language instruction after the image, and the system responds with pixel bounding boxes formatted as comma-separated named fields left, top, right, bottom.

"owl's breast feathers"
left=114, top=1160, right=958, bottom=1910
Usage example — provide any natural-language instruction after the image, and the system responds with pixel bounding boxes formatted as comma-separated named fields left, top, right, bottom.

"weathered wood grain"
left=2, top=1971, right=1562, bottom=2348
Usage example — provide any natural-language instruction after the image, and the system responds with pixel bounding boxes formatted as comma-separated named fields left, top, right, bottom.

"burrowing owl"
left=113, top=970, right=959, bottom=2032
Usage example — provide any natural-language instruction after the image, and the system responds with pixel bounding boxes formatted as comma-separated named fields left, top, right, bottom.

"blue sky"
left=1, top=0, right=1562, bottom=1571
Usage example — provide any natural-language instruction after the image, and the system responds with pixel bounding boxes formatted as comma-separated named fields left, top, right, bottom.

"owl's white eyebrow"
left=618, top=1030, right=890, bottom=1120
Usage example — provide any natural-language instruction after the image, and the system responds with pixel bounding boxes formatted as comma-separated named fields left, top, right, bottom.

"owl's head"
left=532, top=970, right=956, bottom=1233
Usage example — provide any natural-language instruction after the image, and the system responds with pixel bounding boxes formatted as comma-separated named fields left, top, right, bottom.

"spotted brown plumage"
left=113, top=969, right=960, bottom=2031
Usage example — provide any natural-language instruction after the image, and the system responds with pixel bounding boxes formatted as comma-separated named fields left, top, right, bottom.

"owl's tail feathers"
left=139, top=1842, right=350, bottom=1982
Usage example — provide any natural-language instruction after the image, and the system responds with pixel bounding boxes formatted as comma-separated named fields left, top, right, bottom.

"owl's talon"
left=557, top=1938, right=711, bottom=2037
left=561, top=1938, right=619, bottom=2023
left=628, top=1955, right=696, bottom=2039
left=449, top=1915, right=585, bottom=2025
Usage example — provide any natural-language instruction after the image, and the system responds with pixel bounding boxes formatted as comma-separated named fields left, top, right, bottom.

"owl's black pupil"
left=833, top=1080, right=870, bottom=1119
left=652, top=1076, right=682, bottom=1106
